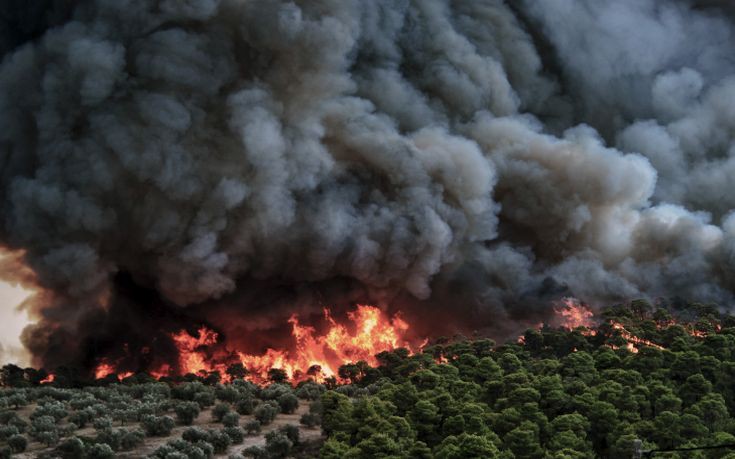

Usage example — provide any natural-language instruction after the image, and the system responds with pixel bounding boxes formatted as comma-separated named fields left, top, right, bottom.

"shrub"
left=7, top=433, right=27, bottom=453
left=141, top=414, right=175, bottom=436
left=264, top=431, right=293, bottom=458
left=244, top=420, right=261, bottom=435
left=93, top=416, right=113, bottom=431
left=195, top=439, right=215, bottom=458
left=34, top=400, right=69, bottom=420
left=183, top=427, right=211, bottom=443
left=194, top=391, right=216, bottom=409
left=277, top=393, right=299, bottom=414
left=6, top=393, right=27, bottom=409
left=120, top=428, right=145, bottom=450
left=175, top=401, right=201, bottom=425
left=242, top=445, right=266, bottom=458
left=212, top=402, right=231, bottom=422
left=223, top=426, right=244, bottom=444
left=261, top=384, right=292, bottom=401
left=235, top=397, right=256, bottom=415
left=222, top=411, right=239, bottom=427
left=278, top=424, right=300, bottom=446
left=0, top=446, right=11, bottom=459
left=95, top=428, right=123, bottom=451
left=209, top=429, right=232, bottom=454
left=150, top=439, right=212, bottom=459
left=0, top=425, right=19, bottom=441
left=36, top=429, right=60, bottom=447
left=56, top=436, right=85, bottom=459
left=215, top=385, right=240, bottom=403
left=295, top=381, right=326, bottom=400
left=86, top=443, right=115, bottom=459
left=253, top=401, right=278, bottom=425
left=300, top=412, right=320, bottom=427
left=69, top=410, right=92, bottom=427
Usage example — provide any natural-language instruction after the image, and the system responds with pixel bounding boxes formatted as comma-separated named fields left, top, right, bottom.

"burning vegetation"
left=2, top=298, right=735, bottom=459
left=85, top=304, right=422, bottom=385
left=18, top=297, right=730, bottom=387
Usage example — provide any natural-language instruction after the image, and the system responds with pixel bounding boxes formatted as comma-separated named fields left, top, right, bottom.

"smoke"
left=1, top=0, right=734, bottom=370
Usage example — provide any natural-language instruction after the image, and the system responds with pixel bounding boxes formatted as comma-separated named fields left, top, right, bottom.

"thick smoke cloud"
left=0, top=0, right=734, bottom=369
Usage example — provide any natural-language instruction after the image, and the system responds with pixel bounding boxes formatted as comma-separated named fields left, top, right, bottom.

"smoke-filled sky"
left=1, top=0, right=735, bottom=369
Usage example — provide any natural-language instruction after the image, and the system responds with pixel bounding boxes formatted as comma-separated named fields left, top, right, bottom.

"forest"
left=1, top=299, right=735, bottom=458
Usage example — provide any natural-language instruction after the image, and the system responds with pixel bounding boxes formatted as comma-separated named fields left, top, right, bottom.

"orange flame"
left=610, top=321, right=665, bottom=353
left=93, top=359, right=134, bottom=381
left=40, top=374, right=55, bottom=384
left=555, top=298, right=595, bottom=330
left=157, top=304, right=419, bottom=383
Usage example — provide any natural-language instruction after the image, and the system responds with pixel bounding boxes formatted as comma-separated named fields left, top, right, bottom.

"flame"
left=93, top=359, right=134, bottom=381
left=555, top=298, right=595, bottom=330
left=156, top=304, right=419, bottom=383
left=94, top=362, right=116, bottom=379
left=40, top=374, right=55, bottom=384
left=609, top=321, right=665, bottom=353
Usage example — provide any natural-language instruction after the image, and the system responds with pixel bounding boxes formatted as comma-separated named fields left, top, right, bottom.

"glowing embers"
left=157, top=304, right=418, bottom=383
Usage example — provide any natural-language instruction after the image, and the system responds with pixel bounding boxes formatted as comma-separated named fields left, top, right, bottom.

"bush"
left=212, top=403, right=231, bottom=422
left=235, top=397, right=256, bottom=415
left=141, top=414, right=175, bottom=436
left=296, top=382, right=326, bottom=400
left=0, top=446, right=11, bottom=459
left=56, top=436, right=86, bottom=459
left=215, top=385, right=240, bottom=403
left=253, top=401, right=278, bottom=425
left=277, top=393, right=299, bottom=414
left=264, top=431, right=293, bottom=458
left=31, top=401, right=68, bottom=421
left=6, top=393, right=27, bottom=409
left=36, top=429, right=60, bottom=447
left=261, top=384, right=293, bottom=401
left=120, top=428, right=145, bottom=450
left=194, top=391, right=215, bottom=409
left=209, top=429, right=232, bottom=454
left=222, top=411, right=240, bottom=427
left=300, top=412, right=320, bottom=427
left=0, top=425, right=19, bottom=441
left=7, top=433, right=27, bottom=453
left=175, top=401, right=201, bottom=425
left=223, top=426, right=244, bottom=444
left=183, top=427, right=211, bottom=443
left=86, top=443, right=115, bottom=459
left=244, top=420, right=261, bottom=435
left=278, top=424, right=300, bottom=446
left=69, top=410, right=92, bottom=427
left=242, top=445, right=266, bottom=458
left=94, top=428, right=123, bottom=451
left=93, top=416, right=113, bottom=431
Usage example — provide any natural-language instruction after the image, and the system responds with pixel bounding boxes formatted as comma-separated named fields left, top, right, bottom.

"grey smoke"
left=1, top=0, right=734, bottom=367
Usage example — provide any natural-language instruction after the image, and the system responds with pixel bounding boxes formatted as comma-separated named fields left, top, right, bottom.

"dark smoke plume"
left=1, top=0, right=734, bottom=370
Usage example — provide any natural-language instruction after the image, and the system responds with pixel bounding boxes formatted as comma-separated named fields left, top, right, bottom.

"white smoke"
left=1, top=0, right=734, bottom=363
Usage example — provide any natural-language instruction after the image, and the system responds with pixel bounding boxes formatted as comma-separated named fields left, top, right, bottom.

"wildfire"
left=154, top=304, right=419, bottom=383
left=555, top=298, right=595, bottom=330
left=93, top=360, right=134, bottom=381
left=40, top=374, right=55, bottom=384
left=609, top=321, right=665, bottom=353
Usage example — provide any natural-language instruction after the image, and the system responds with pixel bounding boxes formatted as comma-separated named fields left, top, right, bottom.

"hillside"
left=1, top=300, right=735, bottom=458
